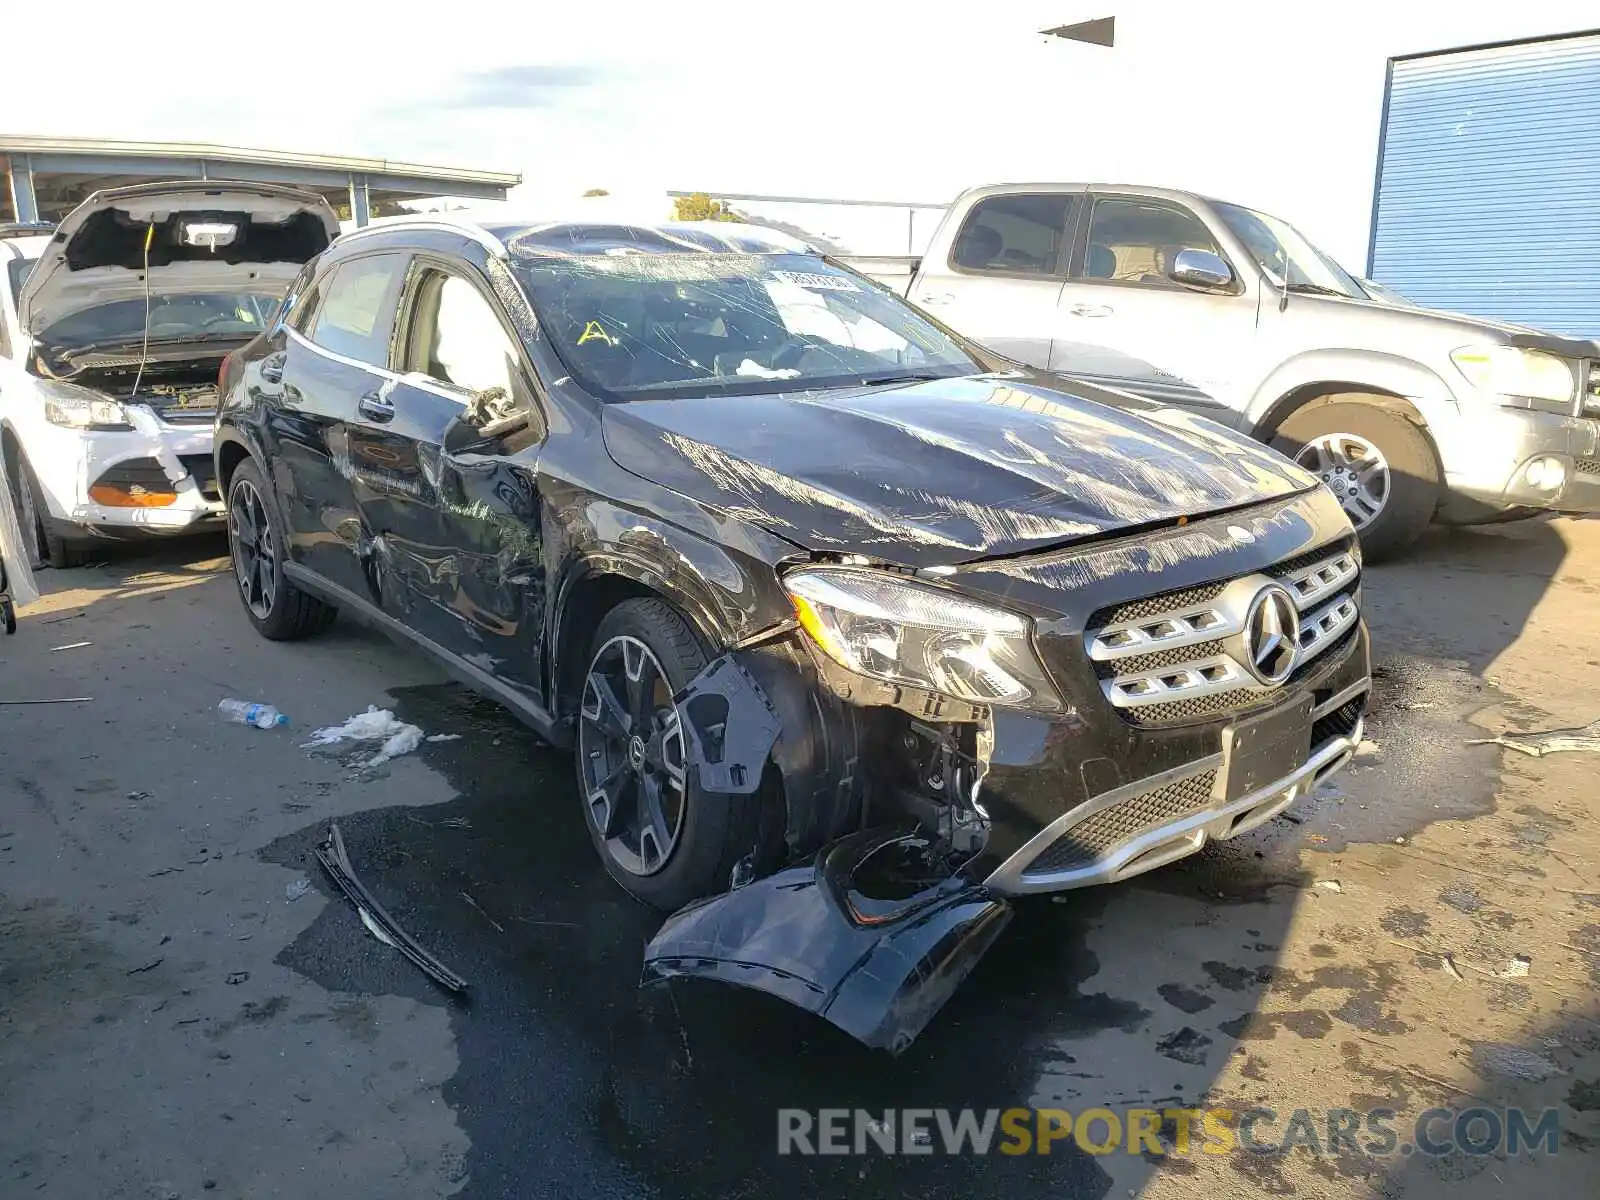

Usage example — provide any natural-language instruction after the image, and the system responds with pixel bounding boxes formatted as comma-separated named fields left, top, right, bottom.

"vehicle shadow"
left=260, top=681, right=1306, bottom=1200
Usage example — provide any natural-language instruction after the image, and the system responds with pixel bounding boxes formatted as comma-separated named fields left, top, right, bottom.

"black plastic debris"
left=314, top=822, right=469, bottom=994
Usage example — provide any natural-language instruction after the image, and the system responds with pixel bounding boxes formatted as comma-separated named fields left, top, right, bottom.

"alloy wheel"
left=228, top=478, right=278, bottom=620
left=1295, top=432, right=1390, bottom=530
left=577, top=634, right=689, bottom=876
left=11, top=460, right=44, bottom=567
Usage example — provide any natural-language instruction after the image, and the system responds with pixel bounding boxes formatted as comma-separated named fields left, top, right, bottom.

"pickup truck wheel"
left=9, top=449, right=88, bottom=569
left=1271, top=402, right=1439, bottom=562
left=576, top=598, right=764, bottom=911
left=226, top=458, right=337, bottom=640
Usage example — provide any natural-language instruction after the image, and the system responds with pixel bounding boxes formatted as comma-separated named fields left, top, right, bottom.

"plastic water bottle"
left=218, top=699, right=289, bottom=729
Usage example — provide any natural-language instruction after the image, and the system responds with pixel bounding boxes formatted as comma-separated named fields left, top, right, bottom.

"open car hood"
left=18, top=181, right=338, bottom=338
left=601, top=374, right=1317, bottom=569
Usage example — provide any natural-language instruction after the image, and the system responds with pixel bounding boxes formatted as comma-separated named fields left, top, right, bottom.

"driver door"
left=387, top=259, right=548, bottom=702
left=1050, top=194, right=1259, bottom=421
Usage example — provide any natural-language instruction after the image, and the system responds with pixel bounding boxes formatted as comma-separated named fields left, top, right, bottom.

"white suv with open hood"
left=0, top=182, right=337, bottom=566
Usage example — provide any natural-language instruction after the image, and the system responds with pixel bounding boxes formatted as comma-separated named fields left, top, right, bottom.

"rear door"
left=272, top=251, right=411, bottom=597
left=1050, top=193, right=1259, bottom=419
left=384, top=257, right=548, bottom=701
left=906, top=192, right=1081, bottom=368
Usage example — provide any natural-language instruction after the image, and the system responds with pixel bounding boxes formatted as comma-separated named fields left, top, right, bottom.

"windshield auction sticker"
left=768, top=270, right=860, bottom=292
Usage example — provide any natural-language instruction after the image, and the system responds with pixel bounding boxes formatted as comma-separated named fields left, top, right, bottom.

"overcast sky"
left=5, top=1, right=1595, bottom=266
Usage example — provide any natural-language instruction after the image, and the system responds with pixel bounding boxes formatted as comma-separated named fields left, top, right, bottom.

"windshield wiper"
left=857, top=370, right=955, bottom=387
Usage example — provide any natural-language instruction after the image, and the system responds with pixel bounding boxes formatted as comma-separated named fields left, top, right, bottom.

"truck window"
left=949, top=194, right=1077, bottom=277
left=1083, top=199, right=1226, bottom=287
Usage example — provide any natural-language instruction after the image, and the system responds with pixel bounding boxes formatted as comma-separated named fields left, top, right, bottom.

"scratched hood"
left=600, top=374, right=1316, bottom=568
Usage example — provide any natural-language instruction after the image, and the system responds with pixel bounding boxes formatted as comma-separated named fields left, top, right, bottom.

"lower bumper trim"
left=984, top=682, right=1368, bottom=895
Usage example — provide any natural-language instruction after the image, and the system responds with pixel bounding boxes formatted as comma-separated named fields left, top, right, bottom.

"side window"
left=1083, top=199, right=1225, bottom=287
left=307, top=253, right=409, bottom=366
left=403, top=269, right=519, bottom=397
left=949, top=194, right=1077, bottom=277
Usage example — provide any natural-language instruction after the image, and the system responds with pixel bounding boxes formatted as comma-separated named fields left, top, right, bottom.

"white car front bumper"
left=29, top=404, right=222, bottom=537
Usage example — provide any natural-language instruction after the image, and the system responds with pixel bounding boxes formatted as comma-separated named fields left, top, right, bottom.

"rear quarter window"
left=949, top=194, right=1078, bottom=277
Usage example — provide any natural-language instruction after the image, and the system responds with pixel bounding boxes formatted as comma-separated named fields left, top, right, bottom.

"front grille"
left=1577, top=458, right=1600, bottom=478
left=1025, top=770, right=1218, bottom=875
left=1093, top=580, right=1228, bottom=627
left=178, top=454, right=220, bottom=500
left=1114, top=618, right=1361, bottom=727
left=1086, top=543, right=1360, bottom=726
left=1311, top=696, right=1364, bottom=748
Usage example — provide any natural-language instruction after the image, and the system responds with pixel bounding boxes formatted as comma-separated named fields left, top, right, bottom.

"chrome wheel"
left=228, top=478, right=278, bottom=620
left=577, top=635, right=689, bottom=876
left=1295, top=433, right=1390, bottom=530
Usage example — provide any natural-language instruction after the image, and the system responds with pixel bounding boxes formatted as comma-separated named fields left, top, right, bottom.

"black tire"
left=574, top=597, right=766, bottom=911
left=225, top=457, right=337, bottom=640
left=6, top=445, right=89, bottom=569
left=1271, top=401, right=1440, bottom=563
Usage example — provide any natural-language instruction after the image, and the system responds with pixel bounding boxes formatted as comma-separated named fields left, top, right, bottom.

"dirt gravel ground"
left=1, top=517, right=1596, bottom=1199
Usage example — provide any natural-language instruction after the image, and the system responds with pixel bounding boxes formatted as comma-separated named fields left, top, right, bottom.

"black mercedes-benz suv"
left=215, top=216, right=1370, bottom=1051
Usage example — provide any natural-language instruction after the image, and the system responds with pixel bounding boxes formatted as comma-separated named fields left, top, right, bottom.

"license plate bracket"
left=1218, top=696, right=1313, bottom=805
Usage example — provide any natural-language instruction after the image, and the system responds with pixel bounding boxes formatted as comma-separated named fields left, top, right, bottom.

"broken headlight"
left=39, top=380, right=133, bottom=431
left=784, top=567, right=1061, bottom=710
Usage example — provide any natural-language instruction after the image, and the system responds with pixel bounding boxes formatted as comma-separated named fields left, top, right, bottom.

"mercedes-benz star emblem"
left=1242, top=584, right=1300, bottom=684
left=627, top=735, right=647, bottom=772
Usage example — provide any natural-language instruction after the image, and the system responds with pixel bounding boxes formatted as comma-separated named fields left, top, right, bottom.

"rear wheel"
left=226, top=458, right=336, bottom=640
left=1271, top=401, right=1440, bottom=562
left=575, top=598, right=765, bottom=911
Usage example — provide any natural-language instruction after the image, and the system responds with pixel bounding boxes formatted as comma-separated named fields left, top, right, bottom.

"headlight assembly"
left=1450, top=345, right=1576, bottom=412
left=39, top=380, right=133, bottom=431
left=783, top=566, right=1062, bottom=710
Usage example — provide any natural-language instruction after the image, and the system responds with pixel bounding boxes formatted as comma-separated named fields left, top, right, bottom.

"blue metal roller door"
left=1369, top=31, right=1600, bottom=337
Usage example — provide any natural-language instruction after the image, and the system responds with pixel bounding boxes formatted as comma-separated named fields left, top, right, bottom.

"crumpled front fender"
left=642, top=828, right=1012, bottom=1054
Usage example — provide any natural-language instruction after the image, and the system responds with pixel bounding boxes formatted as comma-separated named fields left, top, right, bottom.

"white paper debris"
left=285, top=878, right=311, bottom=902
left=735, top=358, right=801, bottom=380
left=1497, top=955, right=1531, bottom=979
left=1315, top=879, right=1343, bottom=893
left=302, top=705, right=426, bottom=768
left=425, top=733, right=462, bottom=743
left=1442, top=954, right=1464, bottom=981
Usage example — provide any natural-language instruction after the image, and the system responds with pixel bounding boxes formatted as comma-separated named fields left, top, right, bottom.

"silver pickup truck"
left=844, top=184, right=1600, bottom=559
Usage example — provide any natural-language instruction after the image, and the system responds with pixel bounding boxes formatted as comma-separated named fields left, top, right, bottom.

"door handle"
left=919, top=292, right=955, bottom=306
left=259, top=352, right=286, bottom=384
left=1069, top=304, right=1114, bottom=318
left=358, top=391, right=396, bottom=422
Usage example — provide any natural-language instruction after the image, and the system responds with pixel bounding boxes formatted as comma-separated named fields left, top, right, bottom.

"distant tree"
left=673, top=192, right=740, bottom=222
left=582, top=188, right=610, bottom=197
left=333, top=196, right=412, bottom=221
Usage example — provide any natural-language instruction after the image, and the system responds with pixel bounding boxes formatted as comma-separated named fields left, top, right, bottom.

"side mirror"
left=1169, top=248, right=1234, bottom=291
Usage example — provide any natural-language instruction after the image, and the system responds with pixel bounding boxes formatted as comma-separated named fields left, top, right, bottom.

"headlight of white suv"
left=1450, top=345, right=1576, bottom=412
left=38, top=379, right=133, bottom=431
left=783, top=567, right=1062, bottom=710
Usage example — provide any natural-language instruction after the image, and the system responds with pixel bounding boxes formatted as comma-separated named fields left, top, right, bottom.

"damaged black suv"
left=216, top=216, right=1370, bottom=1051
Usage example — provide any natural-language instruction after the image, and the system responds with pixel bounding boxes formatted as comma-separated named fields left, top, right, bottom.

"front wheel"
left=8, top=448, right=88, bottom=569
left=1271, top=401, right=1440, bottom=562
left=574, top=598, right=766, bottom=911
left=226, top=458, right=337, bottom=640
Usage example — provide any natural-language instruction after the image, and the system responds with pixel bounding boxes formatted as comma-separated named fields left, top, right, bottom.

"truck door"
left=906, top=192, right=1079, bottom=369
left=1050, top=194, right=1258, bottom=422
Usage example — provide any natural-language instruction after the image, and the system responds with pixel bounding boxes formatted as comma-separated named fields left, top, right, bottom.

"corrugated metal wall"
left=1369, top=31, right=1600, bottom=337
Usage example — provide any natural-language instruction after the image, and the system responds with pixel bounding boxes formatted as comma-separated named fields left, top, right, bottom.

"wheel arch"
left=548, top=554, right=732, bottom=725
left=1254, top=382, right=1427, bottom=441
left=213, top=427, right=262, bottom=499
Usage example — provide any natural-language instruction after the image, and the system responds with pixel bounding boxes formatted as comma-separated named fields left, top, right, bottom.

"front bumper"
left=983, top=679, right=1366, bottom=894
left=1436, top=405, right=1600, bottom=515
left=30, top=406, right=222, bottom=538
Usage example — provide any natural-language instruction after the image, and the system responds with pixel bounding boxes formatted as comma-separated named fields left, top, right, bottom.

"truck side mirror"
left=1169, top=248, right=1234, bottom=291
